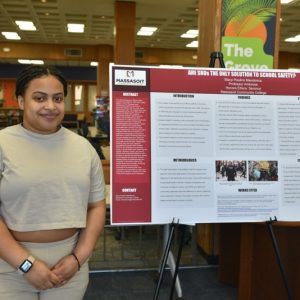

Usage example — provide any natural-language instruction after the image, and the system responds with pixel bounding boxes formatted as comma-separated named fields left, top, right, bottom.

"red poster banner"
left=111, top=90, right=151, bottom=223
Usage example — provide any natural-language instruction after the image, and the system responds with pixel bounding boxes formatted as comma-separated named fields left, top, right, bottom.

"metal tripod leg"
left=266, top=218, right=292, bottom=300
left=163, top=224, right=183, bottom=298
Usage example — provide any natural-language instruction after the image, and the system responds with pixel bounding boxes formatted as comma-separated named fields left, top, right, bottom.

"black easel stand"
left=154, top=53, right=227, bottom=299
left=199, top=51, right=225, bottom=266
left=169, top=225, right=188, bottom=300
left=266, top=217, right=293, bottom=300
left=209, top=51, right=225, bottom=68
left=153, top=219, right=179, bottom=300
left=153, top=220, right=188, bottom=300
left=208, top=54, right=292, bottom=299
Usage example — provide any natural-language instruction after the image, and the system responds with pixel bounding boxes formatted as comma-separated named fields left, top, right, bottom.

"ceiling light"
left=1, top=32, right=21, bottom=40
left=159, top=65, right=183, bottom=68
left=181, top=29, right=198, bottom=38
left=90, top=61, right=98, bottom=66
left=186, top=41, right=198, bottom=48
left=281, top=0, right=295, bottom=4
left=67, top=23, right=85, bottom=33
left=18, top=59, right=44, bottom=64
left=15, top=21, right=36, bottom=31
left=2, top=47, right=11, bottom=52
left=137, top=31, right=153, bottom=36
left=285, top=35, right=300, bottom=42
left=140, top=26, right=157, bottom=32
left=32, top=60, right=44, bottom=64
left=18, top=59, right=31, bottom=64
left=137, top=26, right=157, bottom=36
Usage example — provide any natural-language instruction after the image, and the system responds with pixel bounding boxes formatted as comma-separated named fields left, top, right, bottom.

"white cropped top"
left=0, top=124, right=106, bottom=231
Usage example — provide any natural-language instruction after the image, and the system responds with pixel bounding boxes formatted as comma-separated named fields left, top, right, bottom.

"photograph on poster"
left=216, top=160, right=247, bottom=182
left=248, top=160, right=278, bottom=182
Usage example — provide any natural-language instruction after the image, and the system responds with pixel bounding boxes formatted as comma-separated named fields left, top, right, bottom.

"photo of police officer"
left=216, top=160, right=247, bottom=182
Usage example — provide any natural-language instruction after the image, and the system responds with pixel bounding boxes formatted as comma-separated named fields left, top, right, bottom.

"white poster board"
left=110, top=65, right=300, bottom=225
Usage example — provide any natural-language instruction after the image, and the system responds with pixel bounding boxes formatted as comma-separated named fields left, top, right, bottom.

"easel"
left=266, top=217, right=293, bottom=300
left=209, top=51, right=292, bottom=299
left=209, top=51, right=225, bottom=68
left=153, top=219, right=188, bottom=300
left=154, top=52, right=226, bottom=300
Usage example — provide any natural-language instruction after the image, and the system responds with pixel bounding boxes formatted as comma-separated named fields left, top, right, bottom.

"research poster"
left=110, top=64, right=300, bottom=225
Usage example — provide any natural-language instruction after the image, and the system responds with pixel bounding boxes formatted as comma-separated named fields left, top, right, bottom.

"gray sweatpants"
left=0, top=232, right=89, bottom=300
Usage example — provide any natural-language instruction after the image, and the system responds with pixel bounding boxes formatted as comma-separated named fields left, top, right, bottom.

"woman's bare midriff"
left=10, top=228, right=79, bottom=243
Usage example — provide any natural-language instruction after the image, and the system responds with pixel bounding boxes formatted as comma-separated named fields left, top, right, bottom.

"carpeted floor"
left=83, top=266, right=237, bottom=300
left=84, top=224, right=237, bottom=299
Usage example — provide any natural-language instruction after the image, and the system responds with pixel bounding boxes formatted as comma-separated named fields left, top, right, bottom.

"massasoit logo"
left=221, top=0, right=277, bottom=69
left=114, top=69, right=146, bottom=86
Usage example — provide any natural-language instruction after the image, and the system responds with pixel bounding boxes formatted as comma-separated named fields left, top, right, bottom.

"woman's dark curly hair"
left=15, top=65, right=68, bottom=97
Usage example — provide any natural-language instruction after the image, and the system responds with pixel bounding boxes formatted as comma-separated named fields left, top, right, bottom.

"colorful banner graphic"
left=221, top=0, right=277, bottom=69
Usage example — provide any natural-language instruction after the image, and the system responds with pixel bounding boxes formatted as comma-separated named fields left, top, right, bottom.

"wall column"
left=114, top=1, right=136, bottom=64
left=197, top=0, right=222, bottom=67
left=96, top=45, right=113, bottom=97
left=97, top=59, right=110, bottom=96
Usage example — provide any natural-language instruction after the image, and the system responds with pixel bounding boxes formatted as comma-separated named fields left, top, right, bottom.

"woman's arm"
left=0, top=216, right=60, bottom=289
left=0, top=216, right=29, bottom=268
left=74, top=199, right=106, bottom=264
left=51, top=199, right=106, bottom=281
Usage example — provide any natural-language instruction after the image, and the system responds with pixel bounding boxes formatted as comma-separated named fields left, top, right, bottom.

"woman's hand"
left=24, top=259, right=61, bottom=290
left=51, top=254, right=79, bottom=286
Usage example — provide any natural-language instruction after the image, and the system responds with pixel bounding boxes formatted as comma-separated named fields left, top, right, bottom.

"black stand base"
left=266, top=217, right=293, bottom=300
left=153, top=220, right=187, bottom=300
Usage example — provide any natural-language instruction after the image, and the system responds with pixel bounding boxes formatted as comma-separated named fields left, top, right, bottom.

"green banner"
left=221, top=0, right=277, bottom=69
